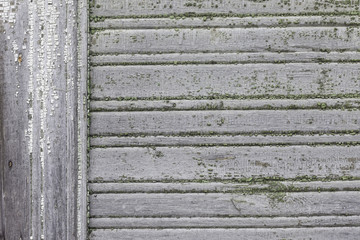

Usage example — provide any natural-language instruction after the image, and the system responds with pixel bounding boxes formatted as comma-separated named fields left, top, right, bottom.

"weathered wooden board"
left=90, top=16, right=360, bottom=29
left=89, top=146, right=360, bottom=181
left=88, top=0, right=360, bottom=238
left=89, top=227, right=360, bottom=240
left=90, top=27, right=360, bottom=54
left=1, top=1, right=31, bottom=239
left=90, top=191, right=360, bottom=217
left=90, top=63, right=360, bottom=99
left=1, top=0, right=87, bottom=239
left=91, top=0, right=359, bottom=17
left=90, top=109, right=360, bottom=135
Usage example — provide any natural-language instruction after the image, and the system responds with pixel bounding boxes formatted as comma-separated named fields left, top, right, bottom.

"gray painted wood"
left=91, top=0, right=359, bottom=17
left=88, top=0, right=360, bottom=238
left=77, top=0, right=89, bottom=239
left=89, top=146, right=360, bottom=181
left=90, top=109, right=360, bottom=135
left=1, top=0, right=88, bottom=239
left=1, top=1, right=31, bottom=239
left=90, top=27, right=360, bottom=54
left=90, top=63, right=360, bottom=99
left=89, top=228, right=360, bottom=240
left=90, top=16, right=360, bottom=29
left=90, top=191, right=360, bottom=217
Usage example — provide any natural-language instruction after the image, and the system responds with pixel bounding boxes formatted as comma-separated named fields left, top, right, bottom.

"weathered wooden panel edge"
left=77, top=0, right=89, bottom=239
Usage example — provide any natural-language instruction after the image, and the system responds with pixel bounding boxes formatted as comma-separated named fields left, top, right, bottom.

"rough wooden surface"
left=1, top=0, right=87, bottom=239
left=89, top=146, right=360, bottom=181
left=88, top=1, right=360, bottom=239
left=90, top=64, right=360, bottom=99
left=1, top=1, right=31, bottom=238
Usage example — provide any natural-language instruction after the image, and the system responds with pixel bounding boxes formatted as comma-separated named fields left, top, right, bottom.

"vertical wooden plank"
left=77, top=0, right=89, bottom=239
left=1, top=0, right=87, bottom=239
left=0, top=1, right=30, bottom=239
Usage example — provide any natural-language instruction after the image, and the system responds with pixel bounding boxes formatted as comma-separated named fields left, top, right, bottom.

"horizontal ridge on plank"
left=89, top=98, right=360, bottom=112
left=89, top=146, right=360, bottom=182
left=90, top=16, right=360, bottom=29
left=89, top=216, right=360, bottom=229
left=90, top=51, right=360, bottom=66
left=89, top=191, right=360, bottom=217
left=89, top=180, right=360, bottom=193
left=90, top=110, right=360, bottom=136
left=90, top=0, right=359, bottom=17
left=89, top=227, right=360, bottom=240
left=90, top=27, right=360, bottom=54
left=90, top=134, right=360, bottom=147
left=90, top=63, right=360, bottom=99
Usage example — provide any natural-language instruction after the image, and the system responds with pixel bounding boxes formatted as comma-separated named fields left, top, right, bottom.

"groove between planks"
left=90, top=51, right=360, bottom=66
left=89, top=227, right=360, bottom=240
left=89, top=98, right=360, bottom=111
left=89, top=216, right=360, bottom=229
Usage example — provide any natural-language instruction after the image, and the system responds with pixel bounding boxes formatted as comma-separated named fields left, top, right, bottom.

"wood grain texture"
left=90, top=191, right=360, bottom=217
left=90, top=109, right=360, bottom=136
left=1, top=1, right=31, bottom=239
left=90, top=16, right=360, bottom=29
left=90, top=27, right=360, bottom=54
left=90, top=63, right=360, bottom=99
left=90, top=0, right=359, bottom=17
left=89, top=146, right=360, bottom=181
left=88, top=0, right=360, bottom=238
left=1, top=0, right=85, bottom=239
left=77, top=0, right=89, bottom=239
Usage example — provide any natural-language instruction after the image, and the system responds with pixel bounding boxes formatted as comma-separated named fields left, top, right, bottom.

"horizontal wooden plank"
left=90, top=98, right=360, bottom=111
left=90, top=134, right=360, bottom=147
left=89, top=228, right=360, bottom=240
left=90, top=0, right=359, bottom=17
left=89, top=146, right=360, bottom=181
left=90, top=191, right=360, bottom=217
left=89, top=181, right=360, bottom=193
left=90, top=63, right=360, bottom=99
left=90, top=16, right=360, bottom=29
left=90, top=109, right=360, bottom=136
left=89, top=216, right=360, bottom=229
left=90, top=27, right=360, bottom=54
left=91, top=51, right=360, bottom=65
